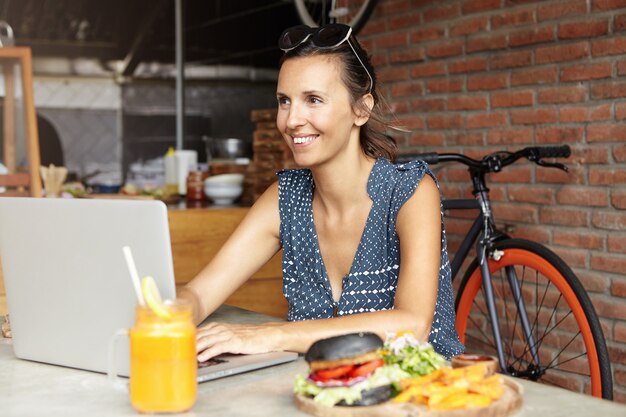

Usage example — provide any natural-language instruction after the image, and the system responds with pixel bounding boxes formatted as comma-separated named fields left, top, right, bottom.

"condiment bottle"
left=164, top=147, right=178, bottom=196
left=186, top=170, right=208, bottom=202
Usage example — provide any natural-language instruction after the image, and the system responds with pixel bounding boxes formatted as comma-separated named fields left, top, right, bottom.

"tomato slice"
left=349, top=359, right=384, bottom=378
left=311, top=364, right=355, bottom=381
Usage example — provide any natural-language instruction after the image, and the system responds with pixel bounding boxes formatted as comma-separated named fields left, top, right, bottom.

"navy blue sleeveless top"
left=277, top=157, right=464, bottom=359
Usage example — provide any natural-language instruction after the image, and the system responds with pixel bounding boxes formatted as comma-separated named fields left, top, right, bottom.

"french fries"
left=393, top=363, right=505, bottom=410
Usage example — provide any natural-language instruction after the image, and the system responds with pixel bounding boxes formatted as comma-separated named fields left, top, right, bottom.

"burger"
left=294, top=332, right=410, bottom=407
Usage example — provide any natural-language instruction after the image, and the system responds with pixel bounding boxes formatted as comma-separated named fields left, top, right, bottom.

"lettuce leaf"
left=381, top=333, right=446, bottom=377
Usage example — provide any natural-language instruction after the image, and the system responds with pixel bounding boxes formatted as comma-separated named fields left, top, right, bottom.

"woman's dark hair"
left=279, top=35, right=398, bottom=162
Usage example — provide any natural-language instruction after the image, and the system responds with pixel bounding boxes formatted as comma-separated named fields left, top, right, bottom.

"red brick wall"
left=359, top=0, right=626, bottom=401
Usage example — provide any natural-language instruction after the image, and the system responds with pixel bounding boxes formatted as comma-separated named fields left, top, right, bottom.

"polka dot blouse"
left=277, top=157, right=464, bottom=359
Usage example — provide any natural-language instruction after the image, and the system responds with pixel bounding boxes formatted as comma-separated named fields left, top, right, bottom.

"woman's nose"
left=285, top=105, right=305, bottom=130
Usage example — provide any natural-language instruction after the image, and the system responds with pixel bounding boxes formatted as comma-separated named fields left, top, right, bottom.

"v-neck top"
left=277, top=157, right=464, bottom=359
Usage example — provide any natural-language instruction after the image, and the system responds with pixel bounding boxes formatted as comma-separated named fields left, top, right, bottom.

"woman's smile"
left=292, top=134, right=318, bottom=145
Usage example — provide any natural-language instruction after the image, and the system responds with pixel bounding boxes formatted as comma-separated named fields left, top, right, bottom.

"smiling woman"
left=178, top=22, right=463, bottom=364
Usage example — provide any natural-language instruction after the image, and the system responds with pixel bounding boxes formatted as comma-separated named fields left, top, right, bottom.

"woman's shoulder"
left=371, top=157, right=433, bottom=187
left=371, top=157, right=430, bottom=176
left=368, top=157, right=438, bottom=207
left=395, top=158, right=430, bottom=171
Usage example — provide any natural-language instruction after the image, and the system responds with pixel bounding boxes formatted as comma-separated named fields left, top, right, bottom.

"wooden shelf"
left=0, top=47, right=41, bottom=197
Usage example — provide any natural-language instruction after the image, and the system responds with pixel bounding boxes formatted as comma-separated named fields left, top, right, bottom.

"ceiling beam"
left=120, top=0, right=169, bottom=77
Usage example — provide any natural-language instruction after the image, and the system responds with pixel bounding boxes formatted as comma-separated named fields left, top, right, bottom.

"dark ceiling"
left=2, top=0, right=302, bottom=76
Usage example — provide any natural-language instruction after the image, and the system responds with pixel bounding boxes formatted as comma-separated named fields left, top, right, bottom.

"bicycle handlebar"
left=397, top=145, right=571, bottom=173
left=531, top=145, right=571, bottom=159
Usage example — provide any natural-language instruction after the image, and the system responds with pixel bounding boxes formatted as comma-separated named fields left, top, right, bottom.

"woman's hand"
left=195, top=322, right=280, bottom=362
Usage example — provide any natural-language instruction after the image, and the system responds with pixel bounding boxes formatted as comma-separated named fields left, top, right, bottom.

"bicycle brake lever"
left=536, top=159, right=569, bottom=172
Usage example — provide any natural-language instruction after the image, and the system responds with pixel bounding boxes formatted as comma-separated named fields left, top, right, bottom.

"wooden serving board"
left=294, top=377, right=523, bottom=417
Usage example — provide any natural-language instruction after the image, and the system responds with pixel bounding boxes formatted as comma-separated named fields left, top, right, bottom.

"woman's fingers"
left=196, top=324, right=234, bottom=360
left=195, top=322, right=268, bottom=362
left=197, top=342, right=228, bottom=362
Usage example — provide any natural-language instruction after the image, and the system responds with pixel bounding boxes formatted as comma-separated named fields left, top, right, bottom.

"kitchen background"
left=8, top=0, right=300, bottom=185
left=33, top=75, right=277, bottom=184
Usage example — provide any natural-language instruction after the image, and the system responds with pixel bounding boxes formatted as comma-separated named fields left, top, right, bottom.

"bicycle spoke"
left=465, top=307, right=499, bottom=352
left=546, top=345, right=587, bottom=372
left=464, top=332, right=499, bottom=352
left=530, top=277, right=555, bottom=354
left=535, top=291, right=562, bottom=355
left=543, top=326, right=583, bottom=370
left=534, top=269, right=539, bottom=364
left=512, top=302, right=573, bottom=370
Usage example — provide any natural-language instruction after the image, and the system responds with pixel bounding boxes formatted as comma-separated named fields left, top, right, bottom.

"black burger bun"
left=337, top=385, right=392, bottom=407
left=299, top=332, right=392, bottom=407
left=305, top=332, right=384, bottom=363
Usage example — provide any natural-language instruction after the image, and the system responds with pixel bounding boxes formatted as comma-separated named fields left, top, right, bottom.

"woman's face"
left=276, top=54, right=360, bottom=168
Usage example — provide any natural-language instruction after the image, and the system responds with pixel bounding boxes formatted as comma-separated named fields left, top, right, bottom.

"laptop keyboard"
left=197, top=357, right=228, bottom=368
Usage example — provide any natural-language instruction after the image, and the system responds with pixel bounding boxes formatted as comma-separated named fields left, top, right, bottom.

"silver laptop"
left=0, top=197, right=297, bottom=381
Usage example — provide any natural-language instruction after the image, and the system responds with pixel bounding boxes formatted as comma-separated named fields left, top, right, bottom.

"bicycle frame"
left=444, top=195, right=542, bottom=377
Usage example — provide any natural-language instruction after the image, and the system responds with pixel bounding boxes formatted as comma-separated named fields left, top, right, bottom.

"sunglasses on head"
left=278, top=23, right=374, bottom=94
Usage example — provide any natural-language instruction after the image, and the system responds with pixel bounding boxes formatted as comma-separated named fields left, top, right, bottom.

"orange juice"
left=129, top=301, right=197, bottom=413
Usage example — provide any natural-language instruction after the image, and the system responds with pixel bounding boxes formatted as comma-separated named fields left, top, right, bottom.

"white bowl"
left=204, top=173, right=244, bottom=186
left=204, top=175, right=244, bottom=205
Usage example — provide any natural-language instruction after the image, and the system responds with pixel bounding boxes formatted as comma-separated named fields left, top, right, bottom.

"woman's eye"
left=308, top=96, right=322, bottom=104
left=277, top=96, right=290, bottom=106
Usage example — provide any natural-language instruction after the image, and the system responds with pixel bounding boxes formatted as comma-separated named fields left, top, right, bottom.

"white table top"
left=2, top=305, right=625, bottom=417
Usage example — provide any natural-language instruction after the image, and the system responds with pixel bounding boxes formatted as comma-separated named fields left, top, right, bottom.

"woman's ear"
left=354, top=93, right=374, bottom=127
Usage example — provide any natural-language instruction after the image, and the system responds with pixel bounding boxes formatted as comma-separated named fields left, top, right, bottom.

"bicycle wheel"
left=294, top=0, right=379, bottom=34
left=455, top=238, right=612, bottom=399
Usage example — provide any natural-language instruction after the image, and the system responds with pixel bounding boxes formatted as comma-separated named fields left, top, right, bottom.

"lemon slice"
left=141, top=276, right=172, bottom=319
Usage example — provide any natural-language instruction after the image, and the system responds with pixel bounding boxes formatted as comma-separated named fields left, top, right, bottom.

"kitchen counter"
left=1, top=305, right=625, bottom=417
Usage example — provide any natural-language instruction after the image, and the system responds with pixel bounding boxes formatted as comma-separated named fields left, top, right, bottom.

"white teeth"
left=293, top=136, right=315, bottom=144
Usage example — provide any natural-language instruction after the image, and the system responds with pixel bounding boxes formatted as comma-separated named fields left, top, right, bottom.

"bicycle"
left=293, top=0, right=379, bottom=34
left=397, top=145, right=613, bottom=400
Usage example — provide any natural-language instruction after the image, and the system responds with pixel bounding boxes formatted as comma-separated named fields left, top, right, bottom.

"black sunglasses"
left=278, top=23, right=374, bottom=94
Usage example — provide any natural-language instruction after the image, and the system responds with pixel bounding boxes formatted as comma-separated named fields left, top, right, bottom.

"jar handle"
left=107, top=328, right=129, bottom=390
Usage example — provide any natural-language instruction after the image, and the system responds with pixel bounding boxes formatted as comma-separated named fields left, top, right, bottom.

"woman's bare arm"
left=178, top=182, right=281, bottom=325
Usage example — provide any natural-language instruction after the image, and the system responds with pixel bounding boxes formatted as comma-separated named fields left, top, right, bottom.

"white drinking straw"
left=122, top=246, right=145, bottom=306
